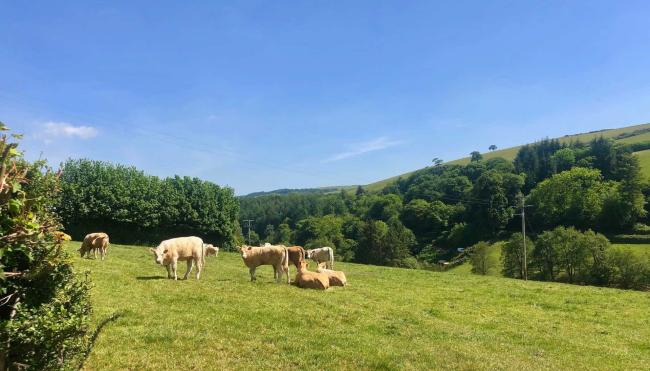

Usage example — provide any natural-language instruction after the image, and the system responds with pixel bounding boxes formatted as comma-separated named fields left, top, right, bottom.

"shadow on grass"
left=78, top=310, right=125, bottom=370
left=135, top=276, right=167, bottom=280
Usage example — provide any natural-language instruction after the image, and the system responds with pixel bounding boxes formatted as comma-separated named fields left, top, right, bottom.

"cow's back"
left=160, top=236, right=203, bottom=260
left=244, top=245, right=286, bottom=267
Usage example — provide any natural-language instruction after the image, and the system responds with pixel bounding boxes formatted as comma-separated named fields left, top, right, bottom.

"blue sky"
left=2, top=1, right=650, bottom=195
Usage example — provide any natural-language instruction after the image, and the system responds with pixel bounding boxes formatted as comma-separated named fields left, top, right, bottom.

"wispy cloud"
left=323, top=136, right=404, bottom=163
left=42, top=121, right=99, bottom=140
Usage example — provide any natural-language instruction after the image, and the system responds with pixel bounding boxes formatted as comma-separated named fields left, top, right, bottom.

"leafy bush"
left=606, top=248, right=650, bottom=290
left=0, top=123, right=92, bottom=370
left=469, top=241, right=498, bottom=275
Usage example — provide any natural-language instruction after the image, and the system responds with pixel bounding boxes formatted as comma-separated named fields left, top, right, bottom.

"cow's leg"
left=195, top=259, right=203, bottom=280
left=249, top=267, right=257, bottom=281
left=165, top=264, right=172, bottom=279
left=172, top=259, right=178, bottom=280
left=273, top=265, right=278, bottom=282
left=101, top=247, right=106, bottom=261
left=184, top=260, right=193, bottom=280
left=284, top=266, right=290, bottom=284
left=93, top=248, right=97, bottom=259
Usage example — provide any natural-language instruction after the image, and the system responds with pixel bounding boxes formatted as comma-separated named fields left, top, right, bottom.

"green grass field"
left=68, top=241, right=650, bottom=370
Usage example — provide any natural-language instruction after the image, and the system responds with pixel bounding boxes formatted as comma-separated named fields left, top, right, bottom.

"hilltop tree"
left=489, top=144, right=497, bottom=151
left=432, top=157, right=443, bottom=166
left=470, top=151, right=483, bottom=162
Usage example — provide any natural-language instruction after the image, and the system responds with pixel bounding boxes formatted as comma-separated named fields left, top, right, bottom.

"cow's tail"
left=282, top=246, right=290, bottom=284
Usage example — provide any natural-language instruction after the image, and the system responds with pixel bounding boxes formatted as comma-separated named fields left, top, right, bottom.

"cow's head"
left=78, top=244, right=85, bottom=258
left=149, top=247, right=167, bottom=265
left=305, top=250, right=312, bottom=259
left=239, top=245, right=252, bottom=259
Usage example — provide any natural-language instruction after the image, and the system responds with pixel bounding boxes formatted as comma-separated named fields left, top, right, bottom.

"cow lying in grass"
left=239, top=244, right=289, bottom=283
left=295, top=260, right=329, bottom=290
left=79, top=232, right=110, bottom=260
left=150, top=236, right=210, bottom=280
left=317, top=267, right=347, bottom=287
left=305, top=246, right=334, bottom=269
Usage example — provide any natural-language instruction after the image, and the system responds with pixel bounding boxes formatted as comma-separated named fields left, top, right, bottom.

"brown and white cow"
left=79, top=232, right=110, bottom=260
left=239, top=244, right=289, bottom=283
left=150, top=236, right=208, bottom=280
left=305, top=246, right=334, bottom=269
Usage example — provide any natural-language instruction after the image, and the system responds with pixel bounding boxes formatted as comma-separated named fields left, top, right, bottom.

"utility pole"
left=243, top=219, right=254, bottom=245
left=521, top=196, right=527, bottom=281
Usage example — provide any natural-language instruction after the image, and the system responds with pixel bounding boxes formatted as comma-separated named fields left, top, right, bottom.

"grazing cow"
left=295, top=261, right=329, bottom=290
left=79, top=232, right=110, bottom=260
left=316, top=267, right=347, bottom=287
left=150, top=236, right=207, bottom=280
left=287, top=245, right=306, bottom=270
left=305, top=246, right=334, bottom=269
left=204, top=243, right=219, bottom=257
left=239, top=244, right=289, bottom=283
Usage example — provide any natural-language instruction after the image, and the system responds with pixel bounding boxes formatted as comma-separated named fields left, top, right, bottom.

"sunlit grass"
left=67, top=241, right=650, bottom=370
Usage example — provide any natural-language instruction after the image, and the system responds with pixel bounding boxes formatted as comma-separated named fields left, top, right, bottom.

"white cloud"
left=42, top=121, right=98, bottom=140
left=323, top=136, right=404, bottom=163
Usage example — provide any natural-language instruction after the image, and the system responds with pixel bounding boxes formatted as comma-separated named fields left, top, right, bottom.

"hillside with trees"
left=241, top=135, right=650, bottom=290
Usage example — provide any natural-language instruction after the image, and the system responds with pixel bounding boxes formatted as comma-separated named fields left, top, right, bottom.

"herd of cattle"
left=77, top=232, right=347, bottom=290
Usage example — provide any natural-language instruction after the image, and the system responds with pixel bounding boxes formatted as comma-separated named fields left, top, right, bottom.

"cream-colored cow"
left=150, top=236, right=208, bottom=280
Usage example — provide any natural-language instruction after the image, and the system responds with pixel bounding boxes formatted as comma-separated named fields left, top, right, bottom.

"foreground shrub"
left=0, top=123, right=92, bottom=370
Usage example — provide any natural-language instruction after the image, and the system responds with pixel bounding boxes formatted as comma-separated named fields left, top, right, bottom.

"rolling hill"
left=362, top=122, right=650, bottom=192
left=245, top=122, right=650, bottom=196
left=70, top=241, right=650, bottom=370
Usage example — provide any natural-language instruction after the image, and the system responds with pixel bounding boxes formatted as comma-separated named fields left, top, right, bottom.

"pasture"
left=67, top=242, right=650, bottom=370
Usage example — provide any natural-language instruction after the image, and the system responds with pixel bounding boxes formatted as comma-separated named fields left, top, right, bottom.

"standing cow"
left=305, top=246, right=334, bottom=269
left=239, top=244, right=289, bottom=283
left=150, top=236, right=209, bottom=280
left=79, top=232, right=110, bottom=260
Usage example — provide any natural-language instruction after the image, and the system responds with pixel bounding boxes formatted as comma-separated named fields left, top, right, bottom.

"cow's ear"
left=149, top=248, right=155, bottom=253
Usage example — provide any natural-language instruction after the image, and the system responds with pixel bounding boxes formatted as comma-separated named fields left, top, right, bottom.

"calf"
left=316, top=267, right=347, bottom=287
left=295, top=261, right=329, bottom=290
left=150, top=236, right=207, bottom=280
left=239, top=244, right=289, bottom=283
left=305, top=246, right=334, bottom=269
left=287, top=245, right=305, bottom=270
left=79, top=232, right=110, bottom=260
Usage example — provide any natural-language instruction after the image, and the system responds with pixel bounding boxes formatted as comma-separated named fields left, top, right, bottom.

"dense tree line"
left=241, top=137, right=647, bottom=275
left=59, top=159, right=241, bottom=248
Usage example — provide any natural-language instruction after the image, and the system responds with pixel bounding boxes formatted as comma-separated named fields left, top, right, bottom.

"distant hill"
left=363, top=122, right=650, bottom=192
left=242, top=185, right=356, bottom=198
left=244, top=122, right=650, bottom=196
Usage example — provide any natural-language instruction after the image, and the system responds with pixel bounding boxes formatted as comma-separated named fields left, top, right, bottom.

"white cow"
left=305, top=246, right=334, bottom=269
left=150, top=236, right=208, bottom=280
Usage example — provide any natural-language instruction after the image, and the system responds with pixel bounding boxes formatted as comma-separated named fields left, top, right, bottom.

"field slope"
left=69, top=242, right=650, bottom=370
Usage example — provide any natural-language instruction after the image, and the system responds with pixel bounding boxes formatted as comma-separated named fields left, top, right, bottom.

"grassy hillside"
left=364, top=122, right=650, bottom=192
left=70, top=242, right=650, bottom=370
